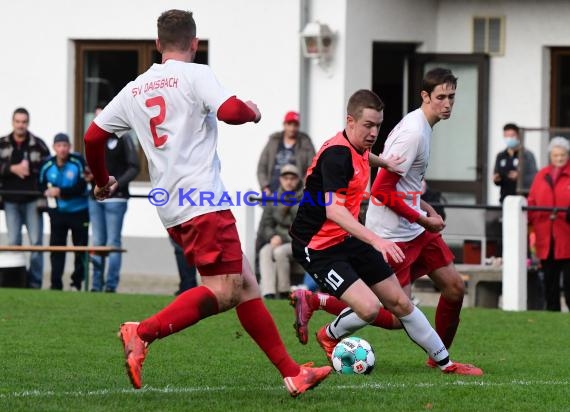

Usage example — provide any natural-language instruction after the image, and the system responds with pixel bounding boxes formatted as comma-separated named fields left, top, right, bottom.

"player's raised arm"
left=216, top=96, right=261, bottom=124
left=371, top=164, right=444, bottom=232
left=84, top=122, right=118, bottom=199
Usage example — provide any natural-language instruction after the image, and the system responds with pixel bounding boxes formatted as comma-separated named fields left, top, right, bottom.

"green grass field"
left=0, top=288, right=568, bottom=411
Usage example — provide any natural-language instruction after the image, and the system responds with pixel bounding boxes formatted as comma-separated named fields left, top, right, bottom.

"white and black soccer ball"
left=332, top=336, right=375, bottom=375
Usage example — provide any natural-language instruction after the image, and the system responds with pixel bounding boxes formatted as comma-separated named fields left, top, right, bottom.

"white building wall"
left=436, top=0, right=570, bottom=204
left=344, top=0, right=438, bottom=97
left=0, top=0, right=303, bottom=242
left=304, top=0, right=440, bottom=153
left=303, top=0, right=348, bottom=149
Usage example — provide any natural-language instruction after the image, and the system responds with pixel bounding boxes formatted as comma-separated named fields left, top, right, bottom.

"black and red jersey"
left=290, top=131, right=369, bottom=250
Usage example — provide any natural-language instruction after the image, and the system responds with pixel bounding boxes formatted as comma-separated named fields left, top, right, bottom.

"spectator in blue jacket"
left=39, top=133, right=89, bottom=290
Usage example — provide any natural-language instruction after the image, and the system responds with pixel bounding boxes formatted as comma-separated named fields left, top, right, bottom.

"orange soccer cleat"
left=118, top=322, right=149, bottom=389
left=315, top=326, right=339, bottom=362
left=442, top=362, right=484, bottom=376
left=283, top=362, right=332, bottom=397
left=426, top=357, right=438, bottom=368
left=290, top=289, right=316, bottom=345
left=426, top=357, right=484, bottom=376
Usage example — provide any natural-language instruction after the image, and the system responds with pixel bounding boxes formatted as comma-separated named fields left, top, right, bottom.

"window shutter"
left=473, top=16, right=504, bottom=56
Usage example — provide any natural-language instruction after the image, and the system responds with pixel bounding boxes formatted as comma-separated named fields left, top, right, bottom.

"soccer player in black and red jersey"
left=289, top=89, right=482, bottom=375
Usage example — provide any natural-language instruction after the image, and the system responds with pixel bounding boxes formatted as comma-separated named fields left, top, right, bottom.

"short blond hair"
left=347, top=90, right=384, bottom=120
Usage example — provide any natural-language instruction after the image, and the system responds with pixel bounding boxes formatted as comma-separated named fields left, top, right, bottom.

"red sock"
left=371, top=308, right=400, bottom=329
left=137, top=286, right=219, bottom=343
left=236, top=298, right=300, bottom=378
left=435, top=295, right=463, bottom=349
left=312, top=293, right=348, bottom=315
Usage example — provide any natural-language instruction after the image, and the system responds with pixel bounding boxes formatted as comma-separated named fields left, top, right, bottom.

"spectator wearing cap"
left=257, top=164, right=304, bottom=299
left=256, top=110, right=315, bottom=194
left=0, top=107, right=50, bottom=288
left=39, top=133, right=90, bottom=291
left=527, top=137, right=570, bottom=311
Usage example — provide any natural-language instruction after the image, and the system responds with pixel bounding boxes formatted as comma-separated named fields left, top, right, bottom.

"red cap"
left=283, top=111, right=300, bottom=124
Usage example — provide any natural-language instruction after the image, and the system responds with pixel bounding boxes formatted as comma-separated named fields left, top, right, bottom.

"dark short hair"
left=503, top=123, right=520, bottom=135
left=95, top=101, right=108, bottom=111
left=422, top=68, right=458, bottom=95
left=347, top=90, right=385, bottom=120
left=157, top=9, right=196, bottom=51
left=13, top=107, right=29, bottom=120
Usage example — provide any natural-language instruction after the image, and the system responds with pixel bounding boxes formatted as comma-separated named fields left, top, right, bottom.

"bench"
left=457, top=264, right=502, bottom=308
left=413, top=264, right=502, bottom=308
left=0, top=245, right=126, bottom=291
left=413, top=264, right=545, bottom=309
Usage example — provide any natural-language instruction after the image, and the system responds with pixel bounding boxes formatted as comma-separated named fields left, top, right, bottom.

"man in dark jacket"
left=86, top=104, right=140, bottom=292
left=0, top=107, right=50, bottom=288
left=493, top=123, right=537, bottom=202
left=256, top=111, right=315, bottom=194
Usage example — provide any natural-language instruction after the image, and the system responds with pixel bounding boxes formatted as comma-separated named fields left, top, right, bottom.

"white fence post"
left=502, top=195, right=527, bottom=311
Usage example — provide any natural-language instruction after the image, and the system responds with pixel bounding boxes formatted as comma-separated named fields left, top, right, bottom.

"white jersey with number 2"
left=94, top=60, right=233, bottom=228
left=366, top=108, right=432, bottom=242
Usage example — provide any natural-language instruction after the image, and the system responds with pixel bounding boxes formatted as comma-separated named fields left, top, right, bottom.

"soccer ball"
left=332, top=336, right=375, bottom=375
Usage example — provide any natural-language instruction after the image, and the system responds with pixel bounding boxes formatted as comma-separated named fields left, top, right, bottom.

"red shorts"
left=167, top=210, right=243, bottom=276
left=387, top=231, right=455, bottom=287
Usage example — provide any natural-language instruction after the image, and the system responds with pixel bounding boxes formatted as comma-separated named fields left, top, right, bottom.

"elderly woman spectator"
left=527, top=137, right=570, bottom=311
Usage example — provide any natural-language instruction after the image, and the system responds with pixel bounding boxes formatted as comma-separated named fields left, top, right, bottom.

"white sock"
left=326, top=308, right=370, bottom=340
left=399, top=306, right=451, bottom=367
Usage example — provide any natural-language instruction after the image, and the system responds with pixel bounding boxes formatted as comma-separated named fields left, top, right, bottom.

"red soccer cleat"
left=290, top=289, right=316, bottom=345
left=315, top=326, right=339, bottom=362
left=283, top=362, right=332, bottom=397
left=426, top=357, right=438, bottom=368
left=118, top=322, right=149, bottom=389
left=442, top=362, right=484, bottom=376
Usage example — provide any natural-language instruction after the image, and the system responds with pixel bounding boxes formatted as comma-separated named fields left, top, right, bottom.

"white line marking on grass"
left=1, top=380, right=569, bottom=399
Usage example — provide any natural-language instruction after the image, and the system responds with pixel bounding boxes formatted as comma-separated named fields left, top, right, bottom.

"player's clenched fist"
left=245, top=101, right=261, bottom=123
left=94, top=176, right=118, bottom=200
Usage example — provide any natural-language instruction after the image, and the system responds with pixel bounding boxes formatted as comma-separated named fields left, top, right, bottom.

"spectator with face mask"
left=493, top=123, right=538, bottom=203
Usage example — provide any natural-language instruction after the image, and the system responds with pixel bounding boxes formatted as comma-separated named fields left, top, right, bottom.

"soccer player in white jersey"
left=290, top=68, right=483, bottom=375
left=84, top=9, right=331, bottom=397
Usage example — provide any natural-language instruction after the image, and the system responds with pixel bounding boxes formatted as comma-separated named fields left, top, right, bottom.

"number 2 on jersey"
left=145, top=96, right=168, bottom=147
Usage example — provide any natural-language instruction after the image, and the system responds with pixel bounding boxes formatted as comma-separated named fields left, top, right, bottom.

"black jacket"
left=0, top=132, right=50, bottom=203
left=92, top=134, right=140, bottom=199
left=493, top=148, right=537, bottom=202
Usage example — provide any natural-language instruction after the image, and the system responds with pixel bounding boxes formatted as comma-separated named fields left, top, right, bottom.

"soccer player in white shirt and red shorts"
left=290, top=68, right=483, bottom=375
left=84, top=9, right=331, bottom=397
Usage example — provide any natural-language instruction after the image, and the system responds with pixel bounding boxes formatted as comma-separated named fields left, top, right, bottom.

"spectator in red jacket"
left=527, top=136, right=570, bottom=311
